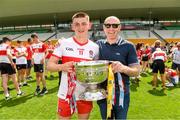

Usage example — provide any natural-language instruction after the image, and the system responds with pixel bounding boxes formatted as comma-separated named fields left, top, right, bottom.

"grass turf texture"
left=0, top=69, right=180, bottom=119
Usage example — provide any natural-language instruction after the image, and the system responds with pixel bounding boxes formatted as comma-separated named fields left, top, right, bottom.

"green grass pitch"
left=0, top=70, right=180, bottom=119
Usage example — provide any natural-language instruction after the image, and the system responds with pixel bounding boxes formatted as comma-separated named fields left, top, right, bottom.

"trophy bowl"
left=74, top=60, right=109, bottom=101
left=75, top=60, right=109, bottom=84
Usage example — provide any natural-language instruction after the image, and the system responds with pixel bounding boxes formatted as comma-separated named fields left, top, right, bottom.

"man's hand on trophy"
left=111, top=61, right=127, bottom=73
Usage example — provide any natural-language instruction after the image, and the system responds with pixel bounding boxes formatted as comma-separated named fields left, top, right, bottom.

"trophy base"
left=79, top=89, right=107, bottom=101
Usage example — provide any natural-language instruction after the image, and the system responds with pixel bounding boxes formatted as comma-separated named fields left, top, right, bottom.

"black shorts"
left=171, top=62, right=180, bottom=71
left=142, top=55, right=149, bottom=61
left=12, top=59, right=16, bottom=64
left=152, top=60, right=165, bottom=74
left=34, top=64, right=44, bottom=73
left=0, top=63, right=16, bottom=75
left=149, top=63, right=153, bottom=69
left=16, top=64, right=27, bottom=70
left=27, top=60, right=32, bottom=69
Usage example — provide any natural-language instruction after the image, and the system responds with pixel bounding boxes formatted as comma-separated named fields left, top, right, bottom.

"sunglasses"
left=104, top=24, right=120, bottom=28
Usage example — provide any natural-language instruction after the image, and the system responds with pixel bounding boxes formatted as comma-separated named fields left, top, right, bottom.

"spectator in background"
left=15, top=40, right=28, bottom=86
left=26, top=38, right=33, bottom=80
left=151, top=40, right=161, bottom=53
left=131, top=43, right=143, bottom=82
left=171, top=42, right=180, bottom=80
left=0, top=37, right=24, bottom=100
left=136, top=43, right=143, bottom=63
left=151, top=48, right=167, bottom=90
left=45, top=40, right=54, bottom=79
left=10, top=45, right=16, bottom=64
left=141, top=44, right=151, bottom=73
left=0, top=39, right=2, bottom=75
left=165, top=67, right=179, bottom=87
left=31, top=33, right=48, bottom=96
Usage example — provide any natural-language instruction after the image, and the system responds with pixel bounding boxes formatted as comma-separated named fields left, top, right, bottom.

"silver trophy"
left=74, top=60, right=109, bottom=101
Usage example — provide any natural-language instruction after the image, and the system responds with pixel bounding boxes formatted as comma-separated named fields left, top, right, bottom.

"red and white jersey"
left=0, top=43, right=11, bottom=63
left=136, top=49, right=142, bottom=60
left=172, top=48, right=180, bottom=64
left=152, top=50, right=167, bottom=61
left=45, top=44, right=54, bottom=59
left=167, top=69, right=177, bottom=77
left=26, top=45, right=33, bottom=60
left=167, top=69, right=179, bottom=83
left=15, top=46, right=27, bottom=65
left=142, top=48, right=151, bottom=58
left=10, top=48, right=17, bottom=60
left=31, top=42, right=46, bottom=64
left=52, top=37, right=99, bottom=99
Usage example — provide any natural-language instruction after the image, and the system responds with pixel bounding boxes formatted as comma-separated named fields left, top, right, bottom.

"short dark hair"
left=27, top=38, right=32, bottom=43
left=17, top=40, right=22, bottom=44
left=31, top=33, right=38, bottom=38
left=2, top=37, right=11, bottom=43
left=0, top=40, right=2, bottom=44
left=72, top=12, right=89, bottom=21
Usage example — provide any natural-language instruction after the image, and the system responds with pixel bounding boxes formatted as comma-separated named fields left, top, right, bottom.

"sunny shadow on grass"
left=148, top=89, right=167, bottom=96
left=0, top=93, right=34, bottom=108
left=0, top=70, right=180, bottom=119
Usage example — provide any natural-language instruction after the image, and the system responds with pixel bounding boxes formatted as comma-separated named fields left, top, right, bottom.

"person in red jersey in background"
left=26, top=38, right=33, bottom=80
left=165, top=67, right=179, bottom=87
left=15, top=40, right=28, bottom=87
left=151, top=47, right=167, bottom=90
left=45, top=40, right=54, bottom=79
left=31, top=33, right=48, bottom=96
left=141, top=44, right=151, bottom=73
left=0, top=37, right=24, bottom=100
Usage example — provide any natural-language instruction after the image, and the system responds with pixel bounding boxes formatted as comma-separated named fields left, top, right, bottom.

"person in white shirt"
left=0, top=37, right=23, bottom=100
left=151, top=47, right=167, bottom=89
left=31, top=33, right=47, bottom=96
left=165, top=67, right=179, bottom=87
left=171, top=42, right=180, bottom=80
left=47, top=12, right=99, bottom=119
left=15, top=40, right=28, bottom=86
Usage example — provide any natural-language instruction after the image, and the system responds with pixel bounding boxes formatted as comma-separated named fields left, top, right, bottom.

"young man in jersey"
left=0, top=37, right=23, bottom=100
left=165, top=67, right=179, bottom=87
left=171, top=42, right=180, bottom=80
left=15, top=40, right=28, bottom=86
left=31, top=33, right=48, bottom=96
left=45, top=40, right=54, bottom=79
left=47, top=12, right=99, bottom=119
left=0, top=39, right=2, bottom=84
left=151, top=48, right=167, bottom=90
left=26, top=38, right=33, bottom=80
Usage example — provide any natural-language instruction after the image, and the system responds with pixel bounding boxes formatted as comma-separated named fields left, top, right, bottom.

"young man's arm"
left=47, top=55, right=74, bottom=73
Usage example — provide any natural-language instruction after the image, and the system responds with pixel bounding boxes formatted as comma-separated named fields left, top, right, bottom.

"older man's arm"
left=112, top=62, right=140, bottom=77
left=121, top=64, right=140, bottom=77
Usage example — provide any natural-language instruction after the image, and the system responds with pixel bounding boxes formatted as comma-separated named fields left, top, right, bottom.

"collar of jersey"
left=73, top=37, right=88, bottom=46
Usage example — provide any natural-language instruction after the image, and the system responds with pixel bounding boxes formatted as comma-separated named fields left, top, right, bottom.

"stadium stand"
left=155, top=30, right=180, bottom=38
left=17, top=33, right=54, bottom=41
left=0, top=29, right=179, bottom=46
